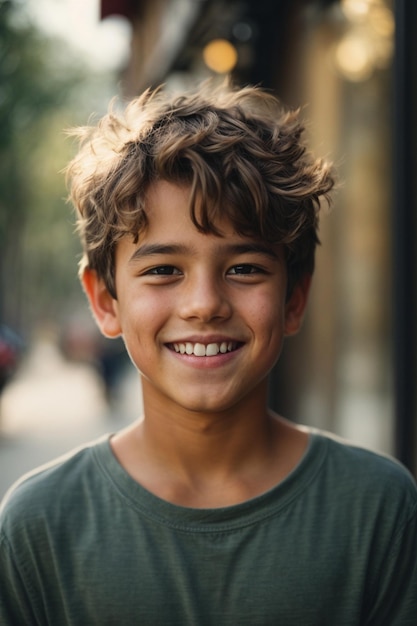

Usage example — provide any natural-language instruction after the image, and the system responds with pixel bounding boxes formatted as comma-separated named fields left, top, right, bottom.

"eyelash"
left=144, top=264, right=264, bottom=277
left=228, top=264, right=264, bottom=275
left=145, top=265, right=180, bottom=275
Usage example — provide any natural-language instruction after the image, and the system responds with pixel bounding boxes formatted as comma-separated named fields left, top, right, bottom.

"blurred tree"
left=0, top=0, right=114, bottom=336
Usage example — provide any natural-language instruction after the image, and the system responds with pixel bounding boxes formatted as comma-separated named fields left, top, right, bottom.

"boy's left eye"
left=228, top=264, right=262, bottom=275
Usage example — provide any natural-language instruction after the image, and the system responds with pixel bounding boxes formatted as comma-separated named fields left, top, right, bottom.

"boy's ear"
left=81, top=268, right=122, bottom=338
left=284, top=274, right=312, bottom=337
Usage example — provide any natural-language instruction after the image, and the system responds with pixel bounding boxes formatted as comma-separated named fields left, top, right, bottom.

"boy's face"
left=83, top=180, right=310, bottom=416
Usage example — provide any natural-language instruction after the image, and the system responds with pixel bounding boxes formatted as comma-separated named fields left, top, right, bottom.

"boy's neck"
left=110, top=381, right=308, bottom=508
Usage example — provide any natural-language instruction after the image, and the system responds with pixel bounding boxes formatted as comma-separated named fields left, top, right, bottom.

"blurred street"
left=0, top=338, right=141, bottom=500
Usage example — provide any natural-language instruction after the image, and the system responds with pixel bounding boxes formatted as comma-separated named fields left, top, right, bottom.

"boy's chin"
left=169, top=386, right=261, bottom=417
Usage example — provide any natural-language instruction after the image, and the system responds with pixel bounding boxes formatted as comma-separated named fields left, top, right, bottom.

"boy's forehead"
left=143, top=178, right=263, bottom=237
left=114, top=176, right=287, bottom=268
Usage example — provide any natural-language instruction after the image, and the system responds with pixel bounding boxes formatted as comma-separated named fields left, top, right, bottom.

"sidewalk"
left=0, top=339, right=141, bottom=500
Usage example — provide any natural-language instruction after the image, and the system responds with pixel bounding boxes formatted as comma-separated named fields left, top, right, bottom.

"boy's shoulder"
left=0, top=436, right=109, bottom=530
left=316, top=428, right=415, bottom=478
left=311, top=429, right=417, bottom=511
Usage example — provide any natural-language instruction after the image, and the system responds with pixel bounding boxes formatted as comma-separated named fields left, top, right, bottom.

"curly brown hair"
left=66, top=81, right=334, bottom=298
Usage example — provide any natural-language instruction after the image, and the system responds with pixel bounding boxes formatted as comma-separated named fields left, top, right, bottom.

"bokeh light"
left=203, top=39, right=238, bottom=74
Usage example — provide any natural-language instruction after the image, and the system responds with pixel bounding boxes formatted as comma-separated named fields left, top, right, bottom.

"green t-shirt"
left=1, top=430, right=416, bottom=625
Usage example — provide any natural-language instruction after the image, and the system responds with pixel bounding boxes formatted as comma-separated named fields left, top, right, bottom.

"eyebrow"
left=226, top=243, right=279, bottom=259
left=129, top=241, right=279, bottom=263
left=129, top=244, right=189, bottom=263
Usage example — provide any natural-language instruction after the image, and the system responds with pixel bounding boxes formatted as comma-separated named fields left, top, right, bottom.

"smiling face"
left=83, top=180, right=310, bottom=418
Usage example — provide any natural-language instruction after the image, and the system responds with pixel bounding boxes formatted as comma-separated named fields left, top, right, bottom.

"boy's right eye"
left=145, top=265, right=181, bottom=275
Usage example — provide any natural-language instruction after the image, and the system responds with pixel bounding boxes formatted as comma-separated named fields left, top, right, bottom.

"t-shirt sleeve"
left=365, top=498, right=417, bottom=625
left=0, top=532, right=40, bottom=625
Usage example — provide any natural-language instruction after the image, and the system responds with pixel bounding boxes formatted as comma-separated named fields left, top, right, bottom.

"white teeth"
left=206, top=343, right=220, bottom=356
left=172, top=342, right=237, bottom=356
left=194, top=343, right=206, bottom=357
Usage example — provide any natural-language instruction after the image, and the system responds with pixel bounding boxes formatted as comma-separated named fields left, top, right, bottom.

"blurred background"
left=0, top=0, right=416, bottom=495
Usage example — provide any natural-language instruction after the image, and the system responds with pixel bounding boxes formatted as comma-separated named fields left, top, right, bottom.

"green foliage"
left=0, top=0, right=117, bottom=334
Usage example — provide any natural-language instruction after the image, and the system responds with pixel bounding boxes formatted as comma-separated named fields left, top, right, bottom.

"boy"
left=1, top=82, right=416, bottom=625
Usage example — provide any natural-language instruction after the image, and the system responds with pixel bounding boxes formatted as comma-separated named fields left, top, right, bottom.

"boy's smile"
left=165, top=337, right=244, bottom=369
left=84, top=179, right=309, bottom=417
left=169, top=339, right=241, bottom=357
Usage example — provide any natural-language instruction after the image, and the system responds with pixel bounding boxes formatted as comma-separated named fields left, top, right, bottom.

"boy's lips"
left=165, top=338, right=244, bottom=357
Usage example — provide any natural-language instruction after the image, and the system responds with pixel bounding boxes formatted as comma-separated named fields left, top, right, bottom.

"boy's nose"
left=178, top=274, right=232, bottom=322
